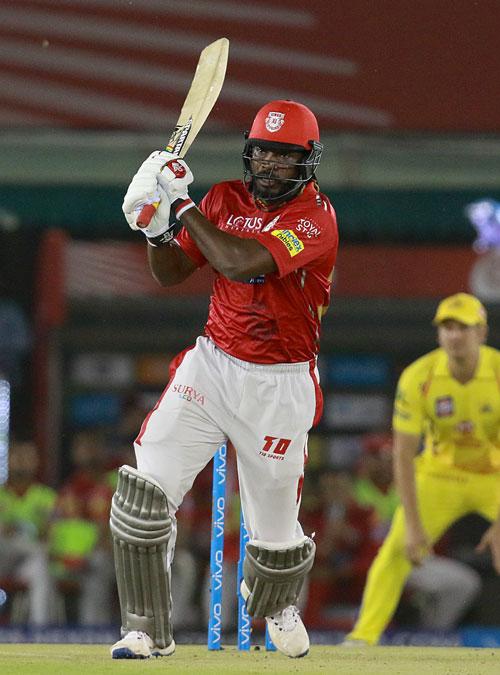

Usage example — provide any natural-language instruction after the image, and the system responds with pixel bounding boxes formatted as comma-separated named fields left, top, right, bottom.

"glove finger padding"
left=123, top=150, right=178, bottom=230
left=131, top=186, right=176, bottom=246
left=144, top=185, right=171, bottom=229
left=123, top=187, right=162, bottom=231
left=243, top=536, right=316, bottom=618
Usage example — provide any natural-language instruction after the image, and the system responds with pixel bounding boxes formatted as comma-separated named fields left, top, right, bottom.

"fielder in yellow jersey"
left=346, top=292, right=500, bottom=645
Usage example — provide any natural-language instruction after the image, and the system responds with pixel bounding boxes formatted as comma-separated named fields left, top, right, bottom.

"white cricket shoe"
left=110, top=630, right=175, bottom=659
left=266, top=605, right=309, bottom=658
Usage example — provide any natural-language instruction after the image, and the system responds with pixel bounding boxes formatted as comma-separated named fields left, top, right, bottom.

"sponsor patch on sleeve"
left=271, top=229, right=304, bottom=257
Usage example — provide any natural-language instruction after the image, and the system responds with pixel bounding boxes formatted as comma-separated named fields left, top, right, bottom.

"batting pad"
left=243, top=536, right=316, bottom=618
left=110, top=465, right=173, bottom=648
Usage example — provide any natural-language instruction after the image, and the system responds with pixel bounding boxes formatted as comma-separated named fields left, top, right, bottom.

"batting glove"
left=123, top=185, right=176, bottom=246
left=122, top=150, right=176, bottom=231
left=157, top=158, right=196, bottom=219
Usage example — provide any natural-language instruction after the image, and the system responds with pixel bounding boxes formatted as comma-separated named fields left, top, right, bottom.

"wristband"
left=145, top=229, right=175, bottom=247
left=173, top=198, right=196, bottom=219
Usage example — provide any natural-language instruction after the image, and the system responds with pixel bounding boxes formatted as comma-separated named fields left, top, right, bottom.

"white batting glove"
left=157, top=158, right=196, bottom=218
left=124, top=185, right=176, bottom=246
left=122, top=150, right=176, bottom=231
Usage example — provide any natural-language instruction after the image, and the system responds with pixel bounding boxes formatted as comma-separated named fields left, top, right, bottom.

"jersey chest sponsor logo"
left=435, top=396, right=454, bottom=417
left=296, top=218, right=320, bottom=238
left=224, top=214, right=264, bottom=232
left=171, top=383, right=205, bottom=405
left=261, top=214, right=281, bottom=232
left=271, top=229, right=304, bottom=257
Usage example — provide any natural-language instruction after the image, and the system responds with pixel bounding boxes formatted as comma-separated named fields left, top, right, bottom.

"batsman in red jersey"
left=110, top=100, right=338, bottom=659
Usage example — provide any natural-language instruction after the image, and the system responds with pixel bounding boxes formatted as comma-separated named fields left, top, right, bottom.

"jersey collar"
left=436, top=346, right=490, bottom=380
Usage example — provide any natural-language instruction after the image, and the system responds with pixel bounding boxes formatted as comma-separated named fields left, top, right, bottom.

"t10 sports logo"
left=259, top=436, right=291, bottom=461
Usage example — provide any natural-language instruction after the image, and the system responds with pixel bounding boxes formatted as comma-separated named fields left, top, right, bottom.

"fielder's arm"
left=475, top=509, right=500, bottom=574
left=393, top=430, right=431, bottom=566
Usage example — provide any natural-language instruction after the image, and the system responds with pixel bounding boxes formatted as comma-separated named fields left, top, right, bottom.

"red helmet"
left=243, top=100, right=323, bottom=203
left=247, top=100, right=320, bottom=150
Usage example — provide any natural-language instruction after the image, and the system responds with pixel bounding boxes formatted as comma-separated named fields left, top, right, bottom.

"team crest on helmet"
left=265, top=111, right=285, bottom=133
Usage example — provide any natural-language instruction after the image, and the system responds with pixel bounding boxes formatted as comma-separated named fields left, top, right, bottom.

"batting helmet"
left=243, top=100, right=323, bottom=202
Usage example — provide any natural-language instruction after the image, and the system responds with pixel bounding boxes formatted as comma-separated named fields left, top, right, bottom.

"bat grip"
left=137, top=202, right=158, bottom=228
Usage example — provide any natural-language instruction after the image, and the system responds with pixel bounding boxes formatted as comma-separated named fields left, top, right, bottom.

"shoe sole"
left=111, top=648, right=149, bottom=659
left=151, top=648, right=175, bottom=657
left=294, top=649, right=309, bottom=658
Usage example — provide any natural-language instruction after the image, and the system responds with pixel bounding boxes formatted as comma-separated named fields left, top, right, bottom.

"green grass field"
left=0, top=644, right=499, bottom=674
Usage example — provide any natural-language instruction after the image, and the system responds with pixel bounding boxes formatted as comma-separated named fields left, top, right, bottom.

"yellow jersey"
left=393, top=345, right=500, bottom=473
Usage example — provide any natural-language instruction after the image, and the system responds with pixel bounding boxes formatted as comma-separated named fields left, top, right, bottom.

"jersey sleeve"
left=173, top=189, right=217, bottom=268
left=256, top=199, right=338, bottom=278
left=392, top=366, right=425, bottom=436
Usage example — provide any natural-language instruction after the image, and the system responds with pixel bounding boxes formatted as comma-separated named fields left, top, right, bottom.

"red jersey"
left=175, top=180, right=338, bottom=363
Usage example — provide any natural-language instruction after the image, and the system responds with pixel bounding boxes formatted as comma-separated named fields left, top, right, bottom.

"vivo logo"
left=239, top=604, right=251, bottom=645
left=212, top=549, right=223, bottom=591
left=214, top=496, right=225, bottom=538
left=209, top=601, right=222, bottom=643
left=215, top=448, right=226, bottom=485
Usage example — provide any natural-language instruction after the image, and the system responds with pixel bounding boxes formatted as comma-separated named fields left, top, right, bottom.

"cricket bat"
left=138, top=37, right=229, bottom=226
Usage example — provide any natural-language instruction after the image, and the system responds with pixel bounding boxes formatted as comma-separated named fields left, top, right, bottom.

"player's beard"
left=252, top=175, right=293, bottom=200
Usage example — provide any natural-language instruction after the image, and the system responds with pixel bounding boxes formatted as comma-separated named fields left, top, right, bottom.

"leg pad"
left=243, top=536, right=316, bottom=618
left=110, top=465, right=173, bottom=648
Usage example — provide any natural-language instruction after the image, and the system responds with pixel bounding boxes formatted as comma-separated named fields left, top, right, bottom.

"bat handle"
left=137, top=202, right=159, bottom=228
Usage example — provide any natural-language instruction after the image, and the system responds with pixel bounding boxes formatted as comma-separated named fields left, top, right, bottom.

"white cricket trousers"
left=134, top=336, right=322, bottom=544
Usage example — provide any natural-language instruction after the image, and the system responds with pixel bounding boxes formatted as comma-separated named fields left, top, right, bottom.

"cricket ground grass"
left=0, top=644, right=499, bottom=674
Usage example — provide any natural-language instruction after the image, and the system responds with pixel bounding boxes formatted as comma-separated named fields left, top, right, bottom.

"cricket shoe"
left=110, top=630, right=175, bottom=659
left=240, top=580, right=309, bottom=658
left=265, top=605, right=309, bottom=658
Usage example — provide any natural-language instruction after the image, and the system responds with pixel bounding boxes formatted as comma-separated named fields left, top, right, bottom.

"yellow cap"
left=433, top=292, right=487, bottom=326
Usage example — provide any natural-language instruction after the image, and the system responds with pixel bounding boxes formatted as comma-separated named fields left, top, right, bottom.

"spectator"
left=0, top=299, right=32, bottom=432
left=50, top=429, right=116, bottom=625
left=354, top=433, right=399, bottom=530
left=0, top=439, right=57, bottom=625
left=302, top=468, right=378, bottom=629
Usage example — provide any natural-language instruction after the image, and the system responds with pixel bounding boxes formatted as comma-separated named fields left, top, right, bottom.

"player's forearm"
left=147, top=242, right=195, bottom=286
left=393, top=432, right=422, bottom=532
left=179, top=206, right=276, bottom=281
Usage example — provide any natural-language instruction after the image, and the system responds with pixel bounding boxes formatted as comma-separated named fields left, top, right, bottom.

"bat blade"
left=167, top=37, right=229, bottom=157
left=137, top=38, right=229, bottom=227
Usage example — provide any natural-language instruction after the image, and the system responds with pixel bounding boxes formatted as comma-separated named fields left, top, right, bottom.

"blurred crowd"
left=0, top=410, right=495, bottom=633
